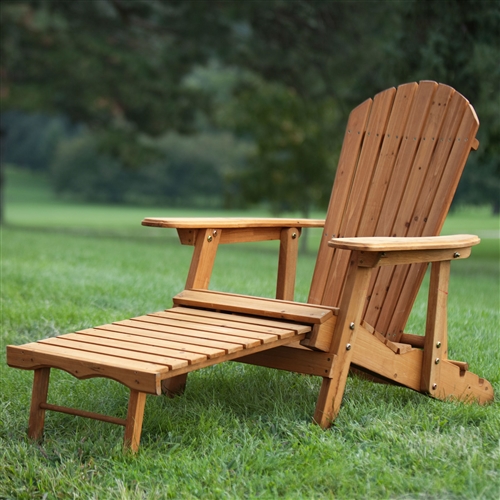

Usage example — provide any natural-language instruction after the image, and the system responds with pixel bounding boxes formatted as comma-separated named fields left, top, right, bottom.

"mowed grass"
left=1, top=167, right=499, bottom=499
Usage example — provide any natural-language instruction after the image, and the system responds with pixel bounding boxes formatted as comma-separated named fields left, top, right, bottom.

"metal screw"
left=207, top=235, right=213, bottom=242
left=346, top=343, right=352, bottom=351
left=436, top=341, right=441, bottom=348
left=213, top=230, right=217, bottom=236
left=349, top=322, right=355, bottom=330
left=292, top=232, right=297, bottom=239
left=432, top=383, right=437, bottom=390
left=435, top=358, right=440, bottom=365
left=453, top=252, right=460, bottom=258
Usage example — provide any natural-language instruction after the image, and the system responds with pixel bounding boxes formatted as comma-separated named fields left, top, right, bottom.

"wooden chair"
left=7, top=81, right=494, bottom=452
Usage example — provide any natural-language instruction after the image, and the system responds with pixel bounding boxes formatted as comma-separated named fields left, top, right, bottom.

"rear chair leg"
left=123, top=390, right=147, bottom=453
left=28, top=368, right=51, bottom=441
left=162, top=374, right=188, bottom=397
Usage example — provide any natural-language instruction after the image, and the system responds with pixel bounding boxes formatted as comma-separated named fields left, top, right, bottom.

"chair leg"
left=314, top=254, right=373, bottom=428
left=123, top=390, right=147, bottom=453
left=28, top=368, right=51, bottom=441
left=162, top=374, right=188, bottom=397
left=420, top=261, right=494, bottom=403
left=421, top=261, right=450, bottom=394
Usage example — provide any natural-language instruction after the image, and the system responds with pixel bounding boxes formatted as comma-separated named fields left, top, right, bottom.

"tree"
left=219, top=79, right=337, bottom=217
left=2, top=0, right=499, bottom=220
left=1, top=1, right=232, bottom=158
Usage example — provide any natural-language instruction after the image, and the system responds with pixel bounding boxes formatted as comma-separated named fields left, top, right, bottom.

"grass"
left=1, top=167, right=499, bottom=499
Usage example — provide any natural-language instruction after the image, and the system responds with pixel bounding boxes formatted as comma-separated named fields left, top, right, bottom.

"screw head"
left=435, top=358, right=440, bottom=365
left=207, top=235, right=213, bottom=242
left=436, top=341, right=442, bottom=348
left=291, top=232, right=297, bottom=239
left=453, top=252, right=461, bottom=258
left=349, top=322, right=355, bottom=330
left=432, top=383, right=437, bottom=390
left=346, top=343, right=352, bottom=351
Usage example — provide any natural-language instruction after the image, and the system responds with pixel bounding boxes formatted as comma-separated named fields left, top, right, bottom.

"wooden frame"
left=6, top=82, right=494, bottom=452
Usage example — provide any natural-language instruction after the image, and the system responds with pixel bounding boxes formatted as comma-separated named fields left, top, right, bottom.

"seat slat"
left=57, top=332, right=207, bottom=364
left=118, top=318, right=254, bottom=351
left=125, top=317, right=263, bottom=348
left=168, top=307, right=313, bottom=333
left=150, top=307, right=300, bottom=342
left=173, top=289, right=333, bottom=324
left=79, top=327, right=226, bottom=359
left=39, top=337, right=190, bottom=370
left=103, top=321, right=246, bottom=354
left=145, top=312, right=283, bottom=344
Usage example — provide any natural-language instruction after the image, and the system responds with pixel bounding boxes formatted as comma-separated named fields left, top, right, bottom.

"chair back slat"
left=308, top=81, right=479, bottom=340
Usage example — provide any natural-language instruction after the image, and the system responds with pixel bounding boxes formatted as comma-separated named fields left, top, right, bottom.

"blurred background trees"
left=1, top=0, right=499, bottom=222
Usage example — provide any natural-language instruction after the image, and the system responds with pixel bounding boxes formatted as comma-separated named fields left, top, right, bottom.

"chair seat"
left=7, top=306, right=312, bottom=395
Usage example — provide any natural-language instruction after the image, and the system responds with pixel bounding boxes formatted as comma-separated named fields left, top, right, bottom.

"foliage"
left=388, top=0, right=500, bottom=213
left=1, top=0, right=499, bottom=213
left=50, top=132, right=129, bottom=203
left=49, top=131, right=253, bottom=207
left=219, top=78, right=338, bottom=216
left=1, top=111, right=75, bottom=171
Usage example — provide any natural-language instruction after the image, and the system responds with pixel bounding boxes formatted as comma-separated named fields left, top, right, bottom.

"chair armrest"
left=143, top=218, right=324, bottom=301
left=328, top=234, right=480, bottom=267
left=142, top=217, right=325, bottom=229
left=143, top=217, right=324, bottom=246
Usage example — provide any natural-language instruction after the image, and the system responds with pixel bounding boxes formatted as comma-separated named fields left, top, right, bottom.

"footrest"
left=7, top=307, right=311, bottom=395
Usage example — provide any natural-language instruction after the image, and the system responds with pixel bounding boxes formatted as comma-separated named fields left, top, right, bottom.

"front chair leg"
left=314, top=253, right=373, bottom=427
left=123, top=390, right=147, bottom=453
left=28, top=367, right=51, bottom=441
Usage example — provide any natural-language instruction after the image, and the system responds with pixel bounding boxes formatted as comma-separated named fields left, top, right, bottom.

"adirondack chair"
left=7, top=81, right=494, bottom=452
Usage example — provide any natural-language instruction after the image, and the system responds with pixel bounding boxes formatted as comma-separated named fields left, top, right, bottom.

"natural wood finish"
left=28, top=368, right=51, bottom=440
left=300, top=316, right=337, bottom=352
left=276, top=227, right=300, bottom=301
left=124, top=390, right=147, bottom=453
left=399, top=333, right=425, bottom=348
left=7, top=81, right=494, bottom=453
left=173, top=289, right=334, bottom=324
left=420, top=261, right=450, bottom=394
left=8, top=342, right=165, bottom=395
left=352, top=325, right=422, bottom=391
left=161, top=375, right=188, bottom=397
left=328, top=234, right=480, bottom=252
left=185, top=228, right=220, bottom=290
left=142, top=217, right=324, bottom=229
left=237, top=345, right=335, bottom=378
left=314, top=252, right=373, bottom=427
left=39, top=403, right=127, bottom=426
left=308, top=96, right=372, bottom=305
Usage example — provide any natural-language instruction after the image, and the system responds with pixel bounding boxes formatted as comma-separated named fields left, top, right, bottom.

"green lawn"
left=1, top=167, right=499, bottom=499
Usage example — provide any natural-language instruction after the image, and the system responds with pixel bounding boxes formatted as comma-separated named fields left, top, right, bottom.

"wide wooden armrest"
left=328, top=234, right=480, bottom=268
left=328, top=234, right=480, bottom=252
left=143, top=218, right=324, bottom=300
left=142, top=217, right=325, bottom=229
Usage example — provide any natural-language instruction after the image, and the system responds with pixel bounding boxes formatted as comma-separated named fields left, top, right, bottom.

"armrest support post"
left=421, top=260, right=450, bottom=394
left=276, top=227, right=300, bottom=301
left=185, top=228, right=220, bottom=290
